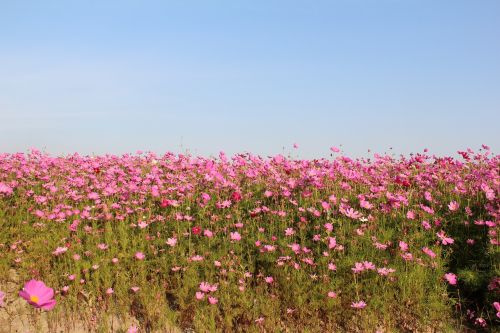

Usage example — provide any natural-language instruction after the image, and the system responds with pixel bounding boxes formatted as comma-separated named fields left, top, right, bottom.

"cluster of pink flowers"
left=0, top=146, right=498, bottom=330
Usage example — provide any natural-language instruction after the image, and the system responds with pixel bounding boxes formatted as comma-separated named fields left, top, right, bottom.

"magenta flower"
left=0, top=290, right=5, bottom=307
left=444, top=273, right=457, bottom=285
left=19, top=280, right=56, bottom=310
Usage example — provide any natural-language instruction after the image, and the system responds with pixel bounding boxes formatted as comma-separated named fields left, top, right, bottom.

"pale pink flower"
left=135, top=252, right=145, bottom=260
left=166, top=237, right=177, bottom=247
left=264, top=276, right=274, bottom=284
left=52, top=247, right=68, bottom=256
left=327, top=291, right=337, bottom=298
left=128, top=325, right=139, bottom=333
left=106, top=288, right=114, bottom=295
left=284, top=228, right=295, bottom=236
left=448, top=201, right=459, bottom=211
left=208, top=296, right=218, bottom=304
left=230, top=231, right=241, bottom=241
left=195, top=291, right=204, bottom=300
left=351, top=300, right=367, bottom=309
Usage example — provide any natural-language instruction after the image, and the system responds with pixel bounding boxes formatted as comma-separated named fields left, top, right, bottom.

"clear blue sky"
left=1, top=0, right=499, bottom=158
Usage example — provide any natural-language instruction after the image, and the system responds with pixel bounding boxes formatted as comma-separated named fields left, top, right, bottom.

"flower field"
left=0, top=147, right=498, bottom=332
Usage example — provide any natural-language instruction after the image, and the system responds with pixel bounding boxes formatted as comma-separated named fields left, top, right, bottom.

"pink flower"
left=52, top=247, right=68, bottom=256
left=0, top=182, right=13, bottom=195
left=328, top=237, right=337, bottom=249
left=264, top=276, right=274, bottom=284
left=195, top=292, right=205, bottom=300
left=97, top=243, right=108, bottom=250
left=208, top=296, right=218, bottom=304
left=351, top=300, right=367, bottom=309
left=135, top=252, right=145, bottom=260
left=444, top=273, right=457, bottom=285
left=106, top=288, right=114, bottom=295
left=399, top=241, right=409, bottom=252
left=0, top=290, right=5, bottom=307
left=327, top=291, right=337, bottom=298
left=166, top=237, right=177, bottom=247
left=111, top=257, right=119, bottom=264
left=128, top=326, right=139, bottom=333
left=131, top=286, right=140, bottom=293
left=330, top=146, right=340, bottom=153
left=422, top=247, right=436, bottom=258
left=284, top=228, right=295, bottom=236
left=352, top=262, right=365, bottom=274
left=203, top=229, right=214, bottom=238
left=493, top=302, right=500, bottom=318
left=19, top=280, right=56, bottom=310
left=436, top=231, right=454, bottom=245
left=448, top=201, right=459, bottom=211
left=230, top=231, right=241, bottom=241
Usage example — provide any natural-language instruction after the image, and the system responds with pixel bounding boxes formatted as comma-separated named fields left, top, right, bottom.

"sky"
left=0, top=0, right=499, bottom=158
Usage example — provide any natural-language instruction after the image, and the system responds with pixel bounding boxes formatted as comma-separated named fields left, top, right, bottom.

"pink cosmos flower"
left=135, top=252, right=145, bottom=260
left=208, top=296, right=218, bottom=304
left=399, top=241, right=409, bottom=252
left=284, top=228, right=295, bottom=236
left=493, top=302, right=500, bottom=318
left=52, top=247, right=68, bottom=256
left=190, top=255, right=204, bottom=261
left=131, top=286, right=140, bottom=293
left=166, top=237, right=177, bottom=247
left=230, top=231, right=241, bottom=241
left=128, top=326, right=139, bottom=333
left=422, top=220, right=431, bottom=230
left=351, top=300, right=367, bottom=309
left=422, top=247, right=436, bottom=258
left=0, top=182, right=13, bottom=195
left=195, top=291, right=205, bottom=300
left=203, top=229, right=214, bottom=238
left=106, top=288, right=114, bottom=295
left=327, top=291, right=337, bottom=298
left=97, top=243, right=108, bottom=250
left=330, top=146, right=340, bottom=153
left=352, top=262, right=365, bottom=274
left=264, top=276, right=274, bottom=284
left=448, top=201, right=459, bottom=211
left=436, top=231, right=454, bottom=245
left=328, top=237, right=337, bottom=249
left=19, top=280, right=56, bottom=310
left=0, top=290, right=5, bottom=307
left=444, top=273, right=457, bottom=285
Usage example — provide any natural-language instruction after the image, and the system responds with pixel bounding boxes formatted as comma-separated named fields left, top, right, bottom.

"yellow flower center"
left=30, top=295, right=39, bottom=303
